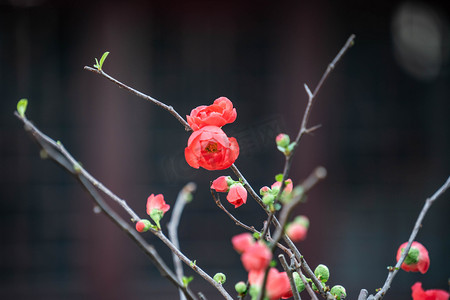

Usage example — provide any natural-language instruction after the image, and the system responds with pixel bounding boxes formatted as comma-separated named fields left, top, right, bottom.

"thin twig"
left=257, top=167, right=327, bottom=300
left=279, top=254, right=301, bottom=300
left=168, top=182, right=197, bottom=300
left=84, top=66, right=192, bottom=132
left=16, top=112, right=234, bottom=300
left=15, top=112, right=197, bottom=300
left=210, top=188, right=291, bottom=255
left=369, top=176, right=450, bottom=300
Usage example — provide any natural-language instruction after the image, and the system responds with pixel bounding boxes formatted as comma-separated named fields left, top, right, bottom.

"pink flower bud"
left=146, top=194, right=170, bottom=216
left=227, top=183, right=247, bottom=208
left=275, top=133, right=290, bottom=148
left=135, top=219, right=151, bottom=232
left=396, top=241, right=430, bottom=274
left=231, top=232, right=255, bottom=253
left=211, top=176, right=231, bottom=192
left=286, top=222, right=308, bottom=242
left=248, top=268, right=292, bottom=300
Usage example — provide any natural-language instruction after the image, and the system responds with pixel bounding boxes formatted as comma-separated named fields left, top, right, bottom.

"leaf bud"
left=330, top=285, right=347, bottom=300
left=292, top=272, right=305, bottom=293
left=213, top=272, right=226, bottom=284
left=235, top=281, right=247, bottom=294
left=314, top=264, right=330, bottom=282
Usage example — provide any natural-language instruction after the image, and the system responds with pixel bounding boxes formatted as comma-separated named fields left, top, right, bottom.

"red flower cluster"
left=185, top=98, right=239, bottom=170
left=396, top=241, right=430, bottom=274
left=412, top=282, right=449, bottom=300
left=211, top=176, right=248, bottom=208
left=231, top=233, right=292, bottom=300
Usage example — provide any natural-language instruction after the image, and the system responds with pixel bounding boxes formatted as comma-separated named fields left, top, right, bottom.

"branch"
left=210, top=188, right=291, bottom=255
left=14, top=112, right=197, bottom=300
left=84, top=66, right=192, bottom=132
left=168, top=182, right=197, bottom=300
left=15, top=112, right=234, bottom=300
left=279, top=254, right=301, bottom=300
left=369, top=176, right=450, bottom=300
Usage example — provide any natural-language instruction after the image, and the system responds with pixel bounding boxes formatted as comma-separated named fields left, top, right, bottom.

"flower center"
left=205, top=142, right=219, bottom=153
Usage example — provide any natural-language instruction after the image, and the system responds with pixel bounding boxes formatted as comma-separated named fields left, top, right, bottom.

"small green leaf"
left=269, top=260, right=277, bottom=267
left=190, top=260, right=197, bottom=267
left=275, top=174, right=283, bottom=182
left=182, top=276, right=193, bottom=287
left=17, top=98, right=28, bottom=117
left=98, top=51, right=110, bottom=69
left=94, top=58, right=100, bottom=69
left=252, top=232, right=261, bottom=239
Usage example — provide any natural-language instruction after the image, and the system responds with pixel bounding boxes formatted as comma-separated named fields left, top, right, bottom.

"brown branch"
left=210, top=188, right=291, bottom=255
left=279, top=254, right=301, bottom=300
left=84, top=66, right=192, bottom=132
left=15, top=112, right=197, bottom=300
left=366, top=176, right=450, bottom=300
left=15, top=112, right=234, bottom=300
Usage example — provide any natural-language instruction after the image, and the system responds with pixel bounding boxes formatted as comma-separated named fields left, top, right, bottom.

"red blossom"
left=241, top=241, right=272, bottom=272
left=211, top=176, right=230, bottom=192
left=286, top=222, right=308, bottom=242
left=187, top=97, right=237, bottom=131
left=231, top=233, right=255, bottom=253
left=146, top=194, right=170, bottom=216
left=185, top=126, right=239, bottom=170
left=227, top=183, right=247, bottom=208
left=412, top=282, right=449, bottom=300
left=396, top=241, right=430, bottom=274
left=248, top=268, right=292, bottom=300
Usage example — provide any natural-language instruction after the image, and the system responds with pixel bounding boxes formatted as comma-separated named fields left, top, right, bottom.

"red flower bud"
left=271, top=179, right=293, bottom=193
left=146, top=194, right=170, bottom=216
left=135, top=219, right=151, bottom=232
left=241, top=241, right=272, bottom=272
left=396, top=241, right=430, bottom=274
left=231, top=232, right=255, bottom=253
left=187, top=97, right=237, bottom=131
left=227, top=183, right=247, bottom=208
left=211, top=176, right=231, bottom=192
left=286, top=222, right=308, bottom=242
left=185, top=126, right=239, bottom=170
left=411, top=282, right=449, bottom=300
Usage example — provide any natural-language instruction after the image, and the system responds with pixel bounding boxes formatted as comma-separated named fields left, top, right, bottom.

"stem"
left=84, top=66, right=192, bottom=132
left=15, top=112, right=197, bottom=300
left=279, top=254, right=301, bottom=300
left=369, top=176, right=450, bottom=300
left=168, top=182, right=197, bottom=300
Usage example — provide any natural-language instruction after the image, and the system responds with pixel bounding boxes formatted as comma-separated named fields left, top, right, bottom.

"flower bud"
left=276, top=133, right=290, bottom=148
left=292, top=272, right=305, bottom=293
left=262, top=193, right=275, bottom=205
left=135, top=219, right=152, bottom=232
left=235, top=281, right=247, bottom=294
left=330, top=285, right=347, bottom=300
left=213, top=272, right=226, bottom=284
left=314, top=264, right=330, bottom=282
left=260, top=186, right=270, bottom=195
left=211, top=176, right=234, bottom=192
left=294, top=215, right=310, bottom=228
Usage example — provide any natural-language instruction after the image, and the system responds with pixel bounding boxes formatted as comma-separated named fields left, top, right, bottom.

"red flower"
left=187, top=97, right=237, bottom=131
left=211, top=176, right=231, bottom=192
left=396, top=241, right=430, bottom=274
left=227, top=183, right=247, bottom=208
left=412, top=282, right=449, bottom=300
left=185, top=126, right=239, bottom=170
left=241, top=241, right=272, bottom=272
left=232, top=232, right=255, bottom=253
left=146, top=194, right=170, bottom=216
left=286, top=222, right=308, bottom=242
left=248, top=268, right=292, bottom=300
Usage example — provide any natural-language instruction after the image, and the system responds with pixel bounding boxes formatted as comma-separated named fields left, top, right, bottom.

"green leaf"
left=275, top=174, right=283, bottom=182
left=182, top=276, right=193, bottom=287
left=94, top=58, right=100, bottom=69
left=99, top=51, right=109, bottom=68
left=17, top=98, right=28, bottom=117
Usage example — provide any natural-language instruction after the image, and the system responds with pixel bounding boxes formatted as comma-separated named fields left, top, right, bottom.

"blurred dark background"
left=1, top=0, right=449, bottom=299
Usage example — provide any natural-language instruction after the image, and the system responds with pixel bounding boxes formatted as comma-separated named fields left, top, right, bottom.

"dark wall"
left=1, top=0, right=449, bottom=299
